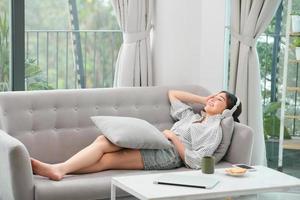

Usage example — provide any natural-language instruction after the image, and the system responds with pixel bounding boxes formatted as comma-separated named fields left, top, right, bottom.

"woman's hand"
left=205, top=94, right=215, bottom=104
left=163, top=129, right=176, bottom=141
left=163, top=130, right=186, bottom=161
left=168, top=90, right=209, bottom=105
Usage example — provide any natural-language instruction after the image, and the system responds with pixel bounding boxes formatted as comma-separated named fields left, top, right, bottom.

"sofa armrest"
left=0, top=130, right=34, bottom=200
left=223, top=123, right=254, bottom=165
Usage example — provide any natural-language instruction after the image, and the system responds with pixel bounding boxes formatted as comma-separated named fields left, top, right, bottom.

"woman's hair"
left=220, top=91, right=242, bottom=122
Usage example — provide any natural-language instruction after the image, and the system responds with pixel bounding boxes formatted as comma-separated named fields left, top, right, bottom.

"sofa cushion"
left=34, top=163, right=232, bottom=200
left=91, top=116, right=172, bottom=149
left=213, top=117, right=234, bottom=163
left=34, top=170, right=132, bottom=200
left=34, top=168, right=190, bottom=200
left=223, top=122, right=254, bottom=164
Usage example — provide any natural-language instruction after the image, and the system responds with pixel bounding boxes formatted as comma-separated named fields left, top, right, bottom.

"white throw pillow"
left=91, top=116, right=172, bottom=149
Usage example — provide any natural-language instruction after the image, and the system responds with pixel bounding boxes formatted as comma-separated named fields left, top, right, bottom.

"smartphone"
left=232, top=164, right=256, bottom=171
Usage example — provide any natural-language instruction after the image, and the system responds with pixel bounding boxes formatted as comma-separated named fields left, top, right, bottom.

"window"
left=225, top=0, right=300, bottom=178
left=258, top=0, right=300, bottom=178
left=24, top=0, right=122, bottom=90
left=0, top=0, right=10, bottom=92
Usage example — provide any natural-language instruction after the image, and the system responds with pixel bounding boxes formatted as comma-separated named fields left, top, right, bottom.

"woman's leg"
left=31, top=135, right=122, bottom=180
left=74, top=149, right=144, bottom=174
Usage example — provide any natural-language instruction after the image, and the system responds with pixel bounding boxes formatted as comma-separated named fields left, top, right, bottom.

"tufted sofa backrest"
left=0, top=85, right=209, bottom=163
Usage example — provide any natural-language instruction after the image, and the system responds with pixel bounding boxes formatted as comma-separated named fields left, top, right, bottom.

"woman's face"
left=204, top=93, right=227, bottom=115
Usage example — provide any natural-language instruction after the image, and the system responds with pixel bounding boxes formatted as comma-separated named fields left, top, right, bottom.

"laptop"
left=153, top=173, right=219, bottom=189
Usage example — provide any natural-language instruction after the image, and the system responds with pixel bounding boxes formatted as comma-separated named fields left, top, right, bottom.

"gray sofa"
left=0, top=85, right=254, bottom=200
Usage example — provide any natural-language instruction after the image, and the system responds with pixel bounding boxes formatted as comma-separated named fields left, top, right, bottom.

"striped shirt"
left=170, top=100, right=223, bottom=169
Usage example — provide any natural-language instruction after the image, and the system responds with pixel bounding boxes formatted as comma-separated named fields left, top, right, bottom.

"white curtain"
left=111, top=0, right=153, bottom=87
left=229, top=0, right=281, bottom=165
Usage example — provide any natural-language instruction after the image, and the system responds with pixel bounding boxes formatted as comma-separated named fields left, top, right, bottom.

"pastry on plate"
left=225, top=167, right=247, bottom=176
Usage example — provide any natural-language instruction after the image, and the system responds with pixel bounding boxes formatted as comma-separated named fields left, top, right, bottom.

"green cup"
left=201, top=156, right=215, bottom=174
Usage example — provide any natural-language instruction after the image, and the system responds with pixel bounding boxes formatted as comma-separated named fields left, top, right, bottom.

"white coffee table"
left=111, top=166, right=300, bottom=200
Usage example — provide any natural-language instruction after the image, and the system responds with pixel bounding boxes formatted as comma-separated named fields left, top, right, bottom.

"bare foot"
left=31, top=158, right=65, bottom=181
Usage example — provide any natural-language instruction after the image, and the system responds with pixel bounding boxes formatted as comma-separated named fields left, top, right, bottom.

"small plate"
left=225, top=167, right=247, bottom=177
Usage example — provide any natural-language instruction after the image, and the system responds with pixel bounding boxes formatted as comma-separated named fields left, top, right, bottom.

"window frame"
left=11, top=0, right=25, bottom=91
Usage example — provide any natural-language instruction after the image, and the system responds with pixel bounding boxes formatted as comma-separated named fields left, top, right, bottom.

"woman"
left=31, top=90, right=242, bottom=181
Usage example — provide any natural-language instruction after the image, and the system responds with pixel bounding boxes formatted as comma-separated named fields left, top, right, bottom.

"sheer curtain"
left=229, top=0, right=281, bottom=165
left=111, top=0, right=153, bottom=87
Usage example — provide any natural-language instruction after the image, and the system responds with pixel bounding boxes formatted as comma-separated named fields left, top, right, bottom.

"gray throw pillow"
left=213, top=117, right=234, bottom=163
left=91, top=116, right=172, bottom=149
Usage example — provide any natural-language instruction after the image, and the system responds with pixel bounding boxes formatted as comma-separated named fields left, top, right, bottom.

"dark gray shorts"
left=140, top=147, right=184, bottom=170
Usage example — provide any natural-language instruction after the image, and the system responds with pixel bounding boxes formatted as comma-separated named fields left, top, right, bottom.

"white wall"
left=152, top=0, right=226, bottom=93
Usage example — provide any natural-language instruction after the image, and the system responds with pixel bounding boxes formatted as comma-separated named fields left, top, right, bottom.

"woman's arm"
left=168, top=90, right=212, bottom=105
left=164, top=127, right=222, bottom=169
left=163, top=130, right=185, bottom=161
